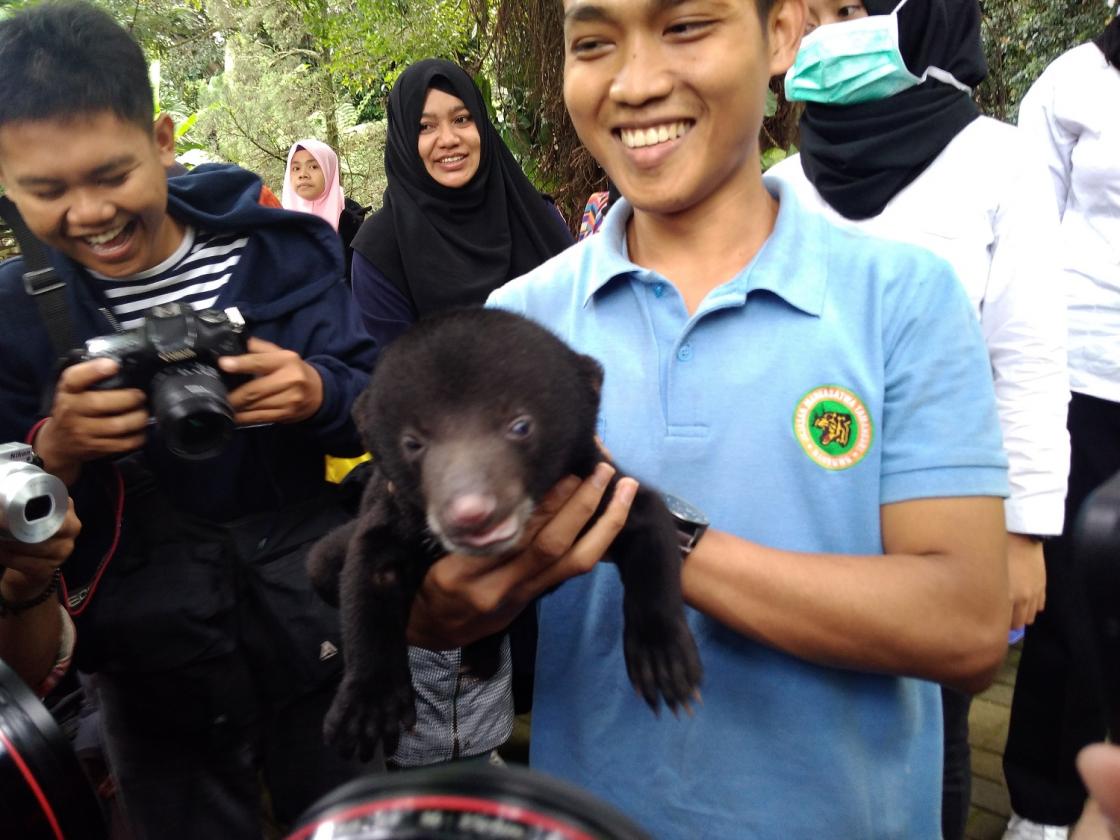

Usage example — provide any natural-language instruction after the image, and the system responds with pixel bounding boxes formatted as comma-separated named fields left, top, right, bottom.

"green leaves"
left=978, top=0, right=1106, bottom=121
left=761, top=145, right=796, bottom=172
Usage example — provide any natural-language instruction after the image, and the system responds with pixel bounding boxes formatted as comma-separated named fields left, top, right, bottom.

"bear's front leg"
left=610, top=485, right=703, bottom=713
left=306, top=519, right=357, bottom=607
left=323, top=516, right=416, bottom=762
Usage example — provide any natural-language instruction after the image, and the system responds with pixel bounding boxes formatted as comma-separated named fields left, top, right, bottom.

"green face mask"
left=784, top=0, right=922, bottom=105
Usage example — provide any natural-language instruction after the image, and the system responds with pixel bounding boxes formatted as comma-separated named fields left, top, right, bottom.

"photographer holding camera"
left=0, top=3, right=380, bottom=838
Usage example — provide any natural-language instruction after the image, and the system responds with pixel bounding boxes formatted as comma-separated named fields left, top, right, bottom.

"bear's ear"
left=576, top=353, right=604, bottom=398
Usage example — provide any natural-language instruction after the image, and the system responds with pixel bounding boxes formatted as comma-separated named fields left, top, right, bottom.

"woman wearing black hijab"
left=350, top=59, right=572, bottom=346
left=790, top=0, right=988, bottom=218
left=768, top=3, right=1070, bottom=839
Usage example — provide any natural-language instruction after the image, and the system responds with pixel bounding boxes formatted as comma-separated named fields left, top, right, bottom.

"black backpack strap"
left=0, top=194, right=74, bottom=360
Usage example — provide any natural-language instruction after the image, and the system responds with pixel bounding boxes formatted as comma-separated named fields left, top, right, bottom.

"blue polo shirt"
left=488, top=178, right=1008, bottom=839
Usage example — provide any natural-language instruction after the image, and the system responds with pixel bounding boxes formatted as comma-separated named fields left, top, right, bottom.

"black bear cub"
left=308, top=307, right=703, bottom=760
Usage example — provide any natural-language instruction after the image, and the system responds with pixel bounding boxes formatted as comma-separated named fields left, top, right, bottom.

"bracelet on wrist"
left=0, top=567, right=62, bottom=618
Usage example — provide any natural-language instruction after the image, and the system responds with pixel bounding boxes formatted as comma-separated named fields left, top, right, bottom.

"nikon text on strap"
left=0, top=194, right=74, bottom=360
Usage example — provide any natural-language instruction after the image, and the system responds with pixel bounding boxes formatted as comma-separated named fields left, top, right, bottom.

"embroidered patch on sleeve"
left=793, top=386, right=874, bottom=471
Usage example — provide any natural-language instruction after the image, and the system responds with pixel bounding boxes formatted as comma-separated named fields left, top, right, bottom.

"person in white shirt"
left=768, top=1, right=1070, bottom=838
left=998, top=11, right=1120, bottom=839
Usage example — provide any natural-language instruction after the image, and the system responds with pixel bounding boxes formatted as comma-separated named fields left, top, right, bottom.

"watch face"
left=661, top=493, right=709, bottom=527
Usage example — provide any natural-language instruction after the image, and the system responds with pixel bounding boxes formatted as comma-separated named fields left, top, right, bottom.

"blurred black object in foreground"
left=1077, top=469, right=1120, bottom=738
left=285, top=763, right=651, bottom=840
left=0, top=658, right=106, bottom=839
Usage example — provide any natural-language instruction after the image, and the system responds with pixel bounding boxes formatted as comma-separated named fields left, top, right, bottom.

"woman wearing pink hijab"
left=282, top=138, right=346, bottom=231
left=282, top=138, right=368, bottom=281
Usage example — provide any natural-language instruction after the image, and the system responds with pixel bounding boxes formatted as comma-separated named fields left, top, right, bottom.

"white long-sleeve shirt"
left=768, top=116, right=1070, bottom=535
left=1019, top=42, right=1120, bottom=406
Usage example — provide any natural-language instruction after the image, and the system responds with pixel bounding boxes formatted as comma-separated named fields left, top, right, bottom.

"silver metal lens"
left=0, top=460, right=68, bottom=544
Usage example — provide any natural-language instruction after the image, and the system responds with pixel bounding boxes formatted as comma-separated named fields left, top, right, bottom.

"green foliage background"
left=976, top=0, right=1106, bottom=121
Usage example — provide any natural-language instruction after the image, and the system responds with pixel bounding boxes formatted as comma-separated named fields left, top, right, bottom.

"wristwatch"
left=661, top=493, right=709, bottom=558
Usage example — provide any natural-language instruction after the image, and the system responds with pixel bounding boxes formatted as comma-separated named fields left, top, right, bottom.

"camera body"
left=64, top=303, right=249, bottom=460
left=0, top=443, right=68, bottom=544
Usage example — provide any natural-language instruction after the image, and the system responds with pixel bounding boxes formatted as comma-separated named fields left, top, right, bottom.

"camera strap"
left=0, top=194, right=74, bottom=361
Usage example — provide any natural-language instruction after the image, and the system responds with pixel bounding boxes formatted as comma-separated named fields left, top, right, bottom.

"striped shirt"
left=91, top=227, right=248, bottom=329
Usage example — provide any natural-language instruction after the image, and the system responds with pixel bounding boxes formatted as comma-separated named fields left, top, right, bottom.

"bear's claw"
left=323, top=673, right=416, bottom=762
left=623, top=614, right=703, bottom=714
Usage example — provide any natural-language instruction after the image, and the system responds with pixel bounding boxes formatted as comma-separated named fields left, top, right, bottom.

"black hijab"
left=350, top=59, right=572, bottom=317
left=798, top=0, right=987, bottom=220
left=1095, top=15, right=1120, bottom=69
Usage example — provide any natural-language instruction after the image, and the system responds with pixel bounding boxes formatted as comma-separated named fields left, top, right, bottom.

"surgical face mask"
left=785, top=0, right=925, bottom=105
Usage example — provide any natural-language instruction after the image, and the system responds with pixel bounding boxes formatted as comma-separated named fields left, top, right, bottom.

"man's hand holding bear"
left=407, top=464, right=638, bottom=650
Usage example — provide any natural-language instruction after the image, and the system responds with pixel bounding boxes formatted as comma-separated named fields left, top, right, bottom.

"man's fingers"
left=514, top=476, right=583, bottom=546
left=76, top=408, right=150, bottom=437
left=219, top=338, right=288, bottom=376
left=56, top=358, right=122, bottom=393
left=0, top=501, right=78, bottom=571
left=228, top=369, right=295, bottom=410
left=233, top=409, right=289, bottom=426
left=245, top=336, right=281, bottom=353
left=1077, top=744, right=1120, bottom=829
left=75, top=388, right=147, bottom=416
left=531, top=463, right=616, bottom=561
left=519, top=477, right=638, bottom=598
left=536, top=475, right=585, bottom=518
left=229, top=369, right=313, bottom=422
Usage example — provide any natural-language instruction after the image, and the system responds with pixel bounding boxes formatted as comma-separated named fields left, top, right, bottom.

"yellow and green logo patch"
left=794, top=386, right=873, bottom=471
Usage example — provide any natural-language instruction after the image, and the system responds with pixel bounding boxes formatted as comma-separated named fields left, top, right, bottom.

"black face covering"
left=1095, top=15, right=1120, bottom=69
left=350, top=59, right=572, bottom=317
left=797, top=0, right=987, bottom=220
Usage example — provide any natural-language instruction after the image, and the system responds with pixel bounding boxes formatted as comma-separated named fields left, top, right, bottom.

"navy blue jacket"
left=0, top=165, right=378, bottom=599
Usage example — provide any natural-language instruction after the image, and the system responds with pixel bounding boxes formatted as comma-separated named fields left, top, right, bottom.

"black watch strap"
left=0, top=568, right=62, bottom=618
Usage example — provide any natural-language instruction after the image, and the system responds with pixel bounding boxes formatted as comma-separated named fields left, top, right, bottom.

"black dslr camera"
left=64, top=303, right=249, bottom=460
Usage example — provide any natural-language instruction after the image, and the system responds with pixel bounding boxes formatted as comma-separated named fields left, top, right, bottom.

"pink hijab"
left=281, top=139, right=345, bottom=231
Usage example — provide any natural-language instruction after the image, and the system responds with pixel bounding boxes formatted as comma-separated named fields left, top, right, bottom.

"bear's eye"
left=506, top=416, right=533, bottom=440
left=401, top=434, right=425, bottom=458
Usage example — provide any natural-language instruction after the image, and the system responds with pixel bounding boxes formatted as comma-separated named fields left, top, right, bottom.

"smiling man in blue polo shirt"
left=407, top=0, right=1011, bottom=836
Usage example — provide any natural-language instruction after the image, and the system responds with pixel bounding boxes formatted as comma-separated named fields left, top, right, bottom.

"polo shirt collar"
left=579, top=176, right=829, bottom=317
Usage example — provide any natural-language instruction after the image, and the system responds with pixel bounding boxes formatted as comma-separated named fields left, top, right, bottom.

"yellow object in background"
left=325, top=453, right=372, bottom=484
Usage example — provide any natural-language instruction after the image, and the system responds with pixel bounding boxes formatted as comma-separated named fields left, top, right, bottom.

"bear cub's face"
left=403, top=407, right=546, bottom=555
left=352, top=308, right=605, bottom=557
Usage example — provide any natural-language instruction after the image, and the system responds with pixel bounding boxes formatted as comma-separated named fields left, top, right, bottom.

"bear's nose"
left=444, top=493, right=497, bottom=530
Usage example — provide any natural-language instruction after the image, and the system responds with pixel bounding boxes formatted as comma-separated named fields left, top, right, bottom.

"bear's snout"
left=443, top=492, right=498, bottom=530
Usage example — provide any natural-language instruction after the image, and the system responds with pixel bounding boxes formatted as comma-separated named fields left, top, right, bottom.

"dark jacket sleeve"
left=262, top=276, right=379, bottom=458
left=350, top=250, right=416, bottom=347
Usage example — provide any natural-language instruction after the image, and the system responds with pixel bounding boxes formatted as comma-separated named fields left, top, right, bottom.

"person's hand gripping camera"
left=0, top=442, right=78, bottom=612
left=34, top=303, right=323, bottom=483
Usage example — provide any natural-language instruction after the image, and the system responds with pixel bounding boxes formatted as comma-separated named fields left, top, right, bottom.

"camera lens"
left=0, top=660, right=107, bottom=839
left=286, top=764, right=651, bottom=840
left=0, top=461, right=68, bottom=543
left=24, top=495, right=52, bottom=522
left=150, top=363, right=235, bottom=460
